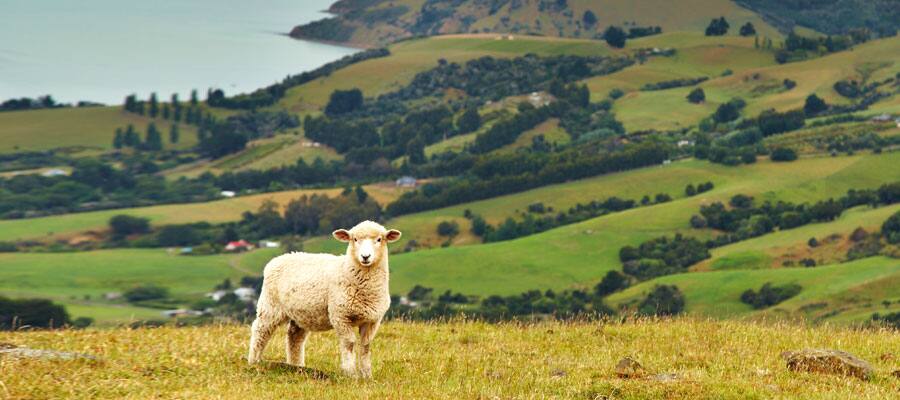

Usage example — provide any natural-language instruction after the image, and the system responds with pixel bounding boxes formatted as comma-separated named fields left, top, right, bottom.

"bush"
left=436, top=220, right=460, bottom=237
left=0, top=242, right=17, bottom=252
left=638, top=285, right=685, bottom=316
left=0, top=296, right=71, bottom=329
left=124, top=284, right=169, bottom=302
left=594, top=271, right=630, bottom=297
left=608, top=88, right=625, bottom=100
left=882, top=210, right=900, bottom=244
left=686, top=88, right=706, bottom=104
left=109, top=215, right=151, bottom=237
left=603, top=26, right=627, bottom=48
left=803, top=94, right=828, bottom=116
left=770, top=147, right=798, bottom=162
left=740, top=282, right=801, bottom=309
left=324, top=88, right=363, bottom=116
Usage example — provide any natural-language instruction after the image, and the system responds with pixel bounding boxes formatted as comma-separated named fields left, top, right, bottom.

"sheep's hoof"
left=358, top=369, right=373, bottom=379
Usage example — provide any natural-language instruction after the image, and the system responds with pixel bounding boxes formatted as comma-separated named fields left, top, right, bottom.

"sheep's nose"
left=361, top=254, right=371, bottom=261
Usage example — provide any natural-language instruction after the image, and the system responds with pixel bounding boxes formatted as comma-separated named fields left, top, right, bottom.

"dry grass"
left=1, top=319, right=898, bottom=399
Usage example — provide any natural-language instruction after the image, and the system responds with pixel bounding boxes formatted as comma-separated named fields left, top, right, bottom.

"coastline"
left=281, top=32, right=373, bottom=50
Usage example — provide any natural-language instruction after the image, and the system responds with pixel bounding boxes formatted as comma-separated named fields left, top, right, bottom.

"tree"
left=124, top=124, right=140, bottom=147
left=638, top=285, right=685, bottom=316
left=457, top=107, right=481, bottom=133
left=0, top=296, right=70, bottom=330
left=109, top=215, right=150, bottom=237
left=582, top=10, right=598, bottom=27
left=883, top=210, right=900, bottom=244
left=148, top=92, right=159, bottom=118
left=123, top=284, right=169, bottom=302
left=324, top=88, right=363, bottom=116
left=169, top=123, right=180, bottom=144
left=739, top=22, right=756, bottom=37
left=144, top=122, right=163, bottom=151
left=803, top=94, right=828, bottom=116
left=603, top=26, right=627, bottom=48
left=190, top=89, right=199, bottom=106
left=705, top=17, right=729, bottom=36
left=686, top=88, right=706, bottom=104
left=113, top=128, right=125, bottom=149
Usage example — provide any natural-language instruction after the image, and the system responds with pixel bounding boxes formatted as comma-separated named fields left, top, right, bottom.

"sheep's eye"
left=353, top=238, right=357, bottom=242
left=377, top=238, right=382, bottom=243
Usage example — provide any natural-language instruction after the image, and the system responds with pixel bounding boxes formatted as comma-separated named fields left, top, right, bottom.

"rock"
left=781, top=349, right=873, bottom=380
left=0, top=347, right=98, bottom=361
left=615, top=357, right=646, bottom=378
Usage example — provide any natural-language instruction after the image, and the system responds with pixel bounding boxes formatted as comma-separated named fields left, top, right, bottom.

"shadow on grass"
left=253, top=360, right=334, bottom=381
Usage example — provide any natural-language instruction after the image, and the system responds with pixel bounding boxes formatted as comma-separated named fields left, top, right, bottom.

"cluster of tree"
left=739, top=22, right=756, bottom=37
left=207, top=48, right=390, bottom=109
left=113, top=123, right=175, bottom=151
left=110, top=188, right=381, bottom=249
left=197, top=110, right=299, bottom=158
left=824, top=132, right=900, bottom=155
left=740, top=282, right=802, bottom=309
left=884, top=209, right=900, bottom=244
left=387, top=282, right=685, bottom=321
left=472, top=196, right=637, bottom=243
left=386, top=54, right=633, bottom=105
left=387, top=141, right=670, bottom=216
left=774, top=31, right=870, bottom=64
left=686, top=88, right=706, bottom=104
left=618, top=234, right=711, bottom=280
left=602, top=26, right=627, bottom=48
left=684, top=181, right=715, bottom=196
left=870, top=311, right=900, bottom=329
left=627, top=26, right=662, bottom=39
left=641, top=77, right=708, bottom=91
left=471, top=103, right=554, bottom=153
left=694, top=183, right=900, bottom=246
left=123, top=92, right=208, bottom=126
left=705, top=17, right=730, bottom=36
left=0, top=296, right=70, bottom=330
left=0, top=95, right=74, bottom=112
left=735, top=0, right=897, bottom=38
left=0, top=159, right=221, bottom=219
left=0, top=151, right=66, bottom=172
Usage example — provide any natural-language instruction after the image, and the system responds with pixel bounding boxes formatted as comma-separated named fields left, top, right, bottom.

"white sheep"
left=247, top=220, right=401, bottom=378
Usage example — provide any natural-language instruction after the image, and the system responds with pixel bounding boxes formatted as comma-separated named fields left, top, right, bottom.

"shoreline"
left=281, top=31, right=373, bottom=50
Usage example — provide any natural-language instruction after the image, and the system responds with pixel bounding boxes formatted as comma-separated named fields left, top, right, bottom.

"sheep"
left=247, top=220, right=401, bottom=378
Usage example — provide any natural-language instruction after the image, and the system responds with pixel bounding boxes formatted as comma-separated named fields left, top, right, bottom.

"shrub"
left=124, top=284, right=170, bottom=302
left=740, top=282, right=801, bottom=309
left=803, top=94, right=828, bottom=116
left=594, top=271, right=630, bottom=297
left=883, top=210, right=900, bottom=244
left=0, top=296, right=71, bottom=330
left=0, top=242, right=17, bottom=252
left=608, top=88, right=624, bottom=100
left=638, top=285, right=685, bottom=316
left=603, top=26, right=627, bottom=48
left=783, top=79, right=797, bottom=89
left=436, top=220, right=460, bottom=237
left=109, top=215, right=151, bottom=237
left=770, top=147, right=798, bottom=162
left=686, top=88, right=706, bottom=104
left=324, top=88, right=363, bottom=116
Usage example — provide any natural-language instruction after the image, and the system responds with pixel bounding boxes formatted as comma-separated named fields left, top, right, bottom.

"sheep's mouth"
left=360, top=260, right=373, bottom=266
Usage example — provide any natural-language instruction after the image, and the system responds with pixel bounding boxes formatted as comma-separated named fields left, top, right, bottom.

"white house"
left=41, top=168, right=69, bottom=177
left=396, top=176, right=418, bottom=188
left=233, top=287, right=257, bottom=302
left=162, top=309, right=204, bottom=318
left=220, top=190, right=236, bottom=198
left=258, top=240, right=280, bottom=249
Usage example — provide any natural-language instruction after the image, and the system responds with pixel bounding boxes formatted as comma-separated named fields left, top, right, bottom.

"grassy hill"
left=0, top=106, right=198, bottom=154
left=289, top=0, right=781, bottom=47
left=0, top=183, right=409, bottom=243
left=3, top=319, right=899, bottom=398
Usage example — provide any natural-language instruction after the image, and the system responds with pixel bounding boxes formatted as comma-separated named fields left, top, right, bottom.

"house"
left=233, top=287, right=257, bottom=302
left=225, top=240, right=254, bottom=252
left=41, top=168, right=69, bottom=177
left=220, top=190, right=236, bottom=198
left=398, top=296, right=419, bottom=308
left=395, top=176, right=417, bottom=188
left=677, top=140, right=693, bottom=148
left=871, top=113, right=893, bottom=123
left=103, top=292, right=122, bottom=300
left=161, top=309, right=204, bottom=318
left=207, top=290, right=228, bottom=302
left=258, top=240, right=280, bottom=249
left=179, top=247, right=193, bottom=254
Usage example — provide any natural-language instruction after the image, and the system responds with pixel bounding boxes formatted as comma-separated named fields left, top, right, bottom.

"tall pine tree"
left=169, top=123, right=180, bottom=144
left=144, top=122, right=163, bottom=151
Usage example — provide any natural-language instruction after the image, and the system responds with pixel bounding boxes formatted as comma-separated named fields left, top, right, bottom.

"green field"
left=4, top=319, right=898, bottom=399
left=0, top=106, right=198, bottom=153
left=0, top=183, right=408, bottom=242
left=608, top=256, right=900, bottom=321
left=0, top=248, right=279, bottom=325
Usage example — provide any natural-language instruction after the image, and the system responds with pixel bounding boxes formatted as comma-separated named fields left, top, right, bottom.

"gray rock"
left=0, top=347, right=98, bottom=361
left=615, top=357, right=646, bottom=378
left=651, top=373, right=679, bottom=382
left=782, top=349, right=873, bottom=380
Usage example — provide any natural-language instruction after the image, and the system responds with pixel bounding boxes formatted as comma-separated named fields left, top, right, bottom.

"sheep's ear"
left=333, top=229, right=351, bottom=243
left=385, top=229, right=402, bottom=243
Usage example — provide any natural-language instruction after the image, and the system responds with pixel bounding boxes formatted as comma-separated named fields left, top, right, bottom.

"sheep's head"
left=333, top=220, right=401, bottom=267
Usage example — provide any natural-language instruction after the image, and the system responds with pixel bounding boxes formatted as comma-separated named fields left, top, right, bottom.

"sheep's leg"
left=333, top=323, right=358, bottom=376
left=286, top=321, right=309, bottom=366
left=247, top=314, right=283, bottom=364
left=357, top=321, right=381, bottom=379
